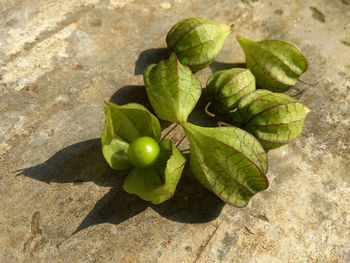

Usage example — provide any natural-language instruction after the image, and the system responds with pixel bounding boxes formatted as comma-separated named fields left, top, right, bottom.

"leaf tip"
left=236, top=35, right=253, bottom=47
left=221, top=23, right=233, bottom=33
left=104, top=100, right=114, bottom=109
left=236, top=34, right=244, bottom=41
left=304, top=106, right=311, bottom=115
left=298, top=78, right=318, bottom=87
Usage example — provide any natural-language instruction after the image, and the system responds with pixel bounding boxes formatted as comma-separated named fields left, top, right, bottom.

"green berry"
left=127, top=136, right=160, bottom=168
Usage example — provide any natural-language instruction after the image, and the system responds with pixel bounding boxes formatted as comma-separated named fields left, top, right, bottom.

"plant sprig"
left=101, top=17, right=312, bottom=206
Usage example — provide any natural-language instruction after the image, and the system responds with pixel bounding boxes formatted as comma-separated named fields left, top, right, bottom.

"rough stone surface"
left=1, top=0, right=350, bottom=262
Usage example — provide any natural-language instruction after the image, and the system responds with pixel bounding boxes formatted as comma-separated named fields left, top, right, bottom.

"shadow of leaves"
left=153, top=165, right=225, bottom=223
left=134, top=48, right=169, bottom=75
left=16, top=139, right=148, bottom=234
left=17, top=139, right=224, bottom=234
left=209, top=61, right=246, bottom=73
left=109, top=85, right=150, bottom=108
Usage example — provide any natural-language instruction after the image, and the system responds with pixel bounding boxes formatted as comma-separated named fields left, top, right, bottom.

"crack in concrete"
left=193, top=222, right=222, bottom=263
left=22, top=211, right=42, bottom=252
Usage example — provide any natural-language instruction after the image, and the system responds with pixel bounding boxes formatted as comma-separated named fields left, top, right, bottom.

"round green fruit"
left=127, top=136, right=160, bottom=168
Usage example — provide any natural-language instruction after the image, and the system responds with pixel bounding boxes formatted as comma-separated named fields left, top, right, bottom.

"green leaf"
left=182, top=122, right=268, bottom=207
left=166, top=17, right=233, bottom=72
left=206, top=68, right=256, bottom=114
left=236, top=35, right=308, bottom=92
left=144, top=53, right=201, bottom=123
left=101, top=102, right=161, bottom=170
left=102, top=134, right=133, bottom=171
left=232, top=90, right=310, bottom=149
left=123, top=140, right=186, bottom=204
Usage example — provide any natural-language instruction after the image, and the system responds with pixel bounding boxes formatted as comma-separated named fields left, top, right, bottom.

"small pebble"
left=161, top=2, right=171, bottom=9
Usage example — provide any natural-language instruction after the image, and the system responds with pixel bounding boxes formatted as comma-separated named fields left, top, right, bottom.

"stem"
left=298, top=78, right=318, bottom=87
left=205, top=101, right=215, bottom=117
left=290, top=86, right=305, bottom=97
left=217, top=121, right=233, bottom=127
left=175, top=135, right=186, bottom=148
left=161, top=123, right=179, bottom=140
left=161, top=123, right=187, bottom=150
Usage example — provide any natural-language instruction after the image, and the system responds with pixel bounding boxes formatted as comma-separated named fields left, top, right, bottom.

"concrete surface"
left=1, top=0, right=350, bottom=262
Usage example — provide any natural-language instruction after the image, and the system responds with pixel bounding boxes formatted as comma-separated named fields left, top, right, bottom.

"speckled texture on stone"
left=0, top=0, right=350, bottom=262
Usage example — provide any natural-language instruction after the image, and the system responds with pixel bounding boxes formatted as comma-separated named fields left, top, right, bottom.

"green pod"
left=236, top=35, right=308, bottom=92
left=166, top=17, right=233, bottom=72
left=101, top=102, right=186, bottom=204
left=144, top=53, right=201, bottom=124
left=206, top=68, right=256, bottom=115
left=232, top=90, right=310, bottom=149
left=182, top=122, right=268, bottom=207
left=101, top=102, right=161, bottom=171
